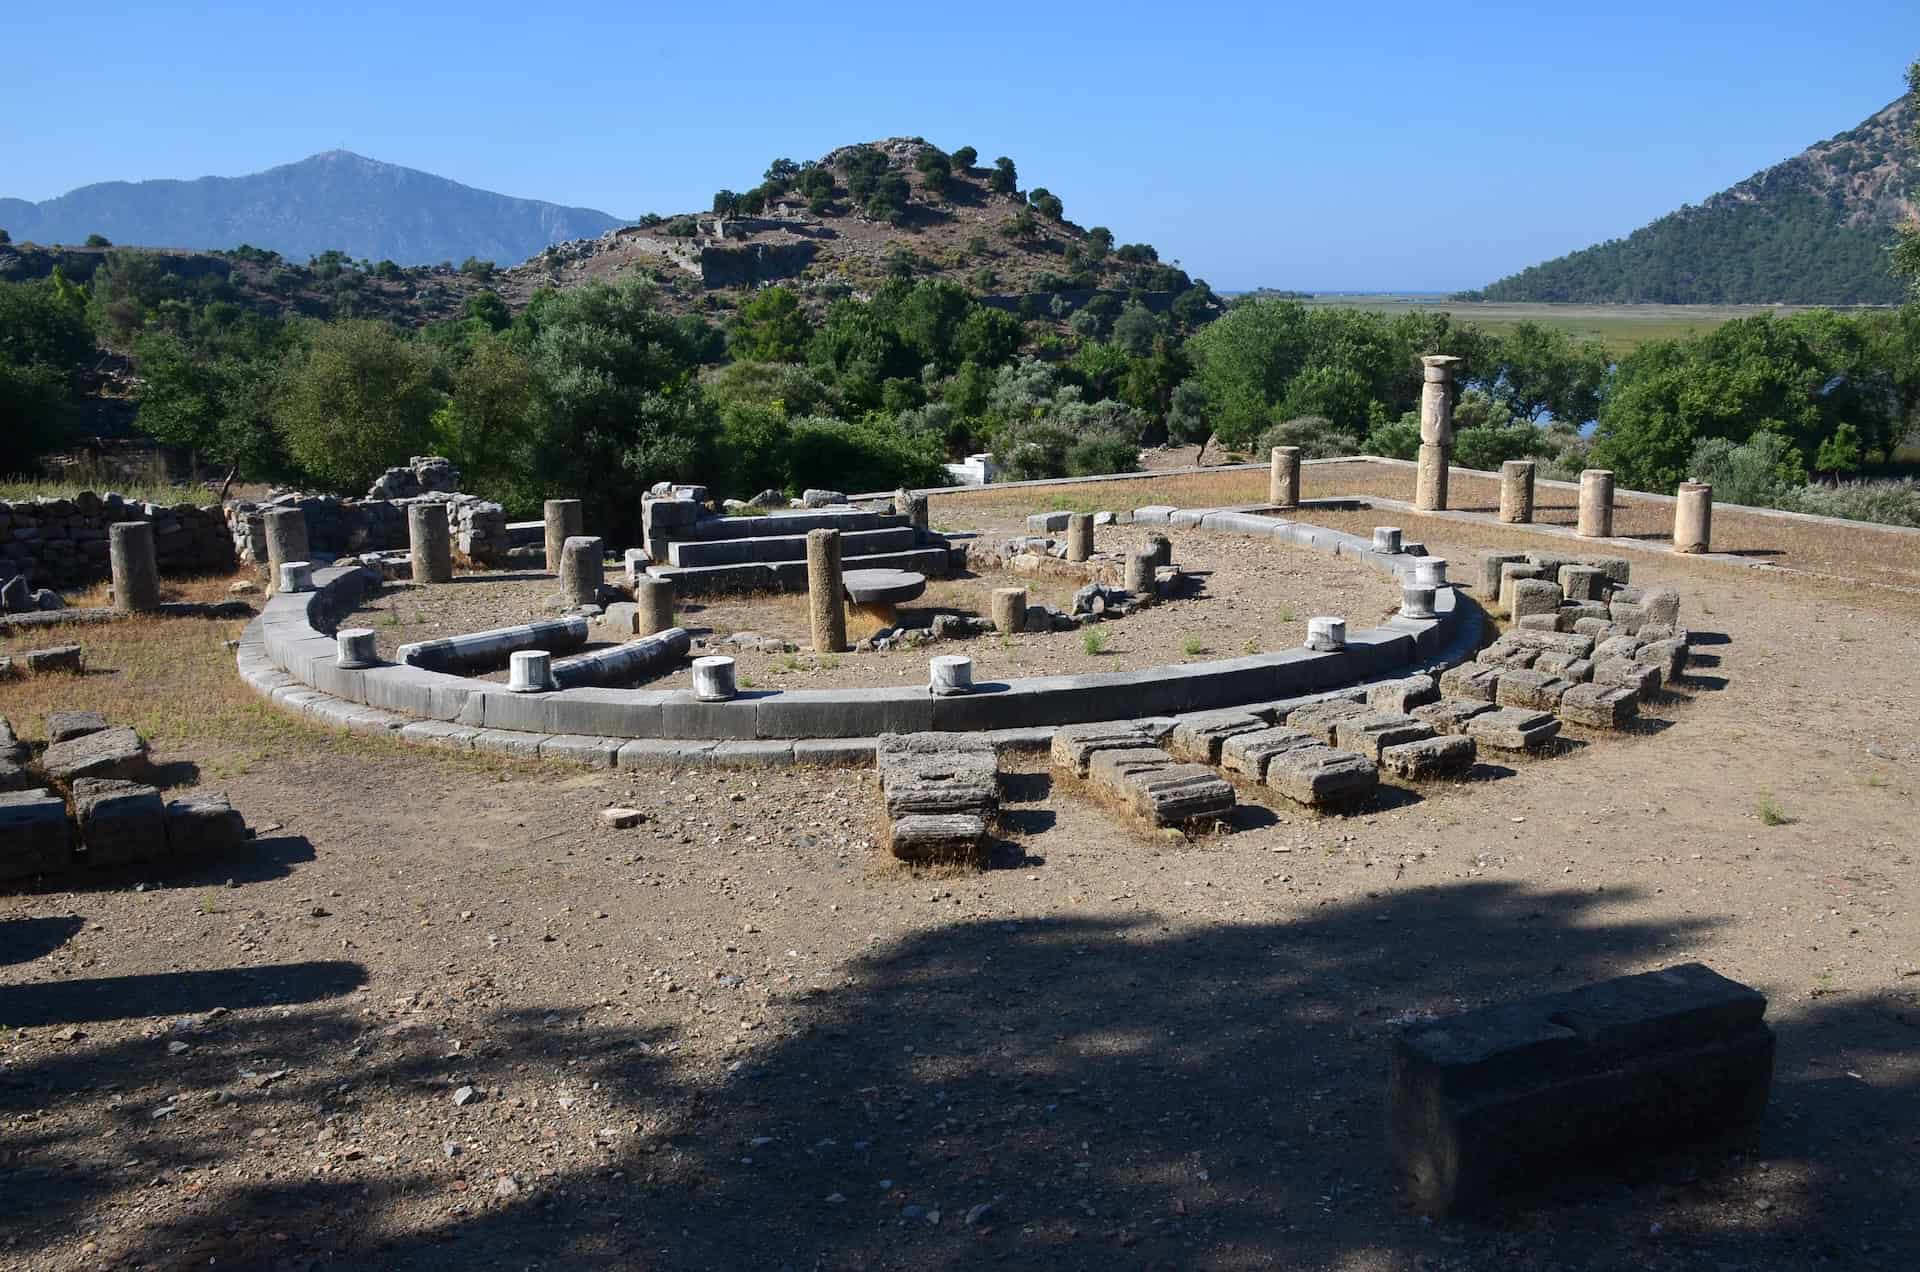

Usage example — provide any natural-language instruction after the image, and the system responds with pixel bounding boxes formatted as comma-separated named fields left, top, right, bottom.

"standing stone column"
left=1674, top=481, right=1713, bottom=554
left=634, top=576, right=675, bottom=635
left=1066, top=512, right=1094, bottom=563
left=1125, top=550, right=1156, bottom=599
left=1499, top=460, right=1536, bottom=524
left=1145, top=532, right=1173, bottom=569
left=1414, top=355, right=1464, bottom=512
left=1269, top=446, right=1302, bottom=509
left=108, top=521, right=161, bottom=613
left=543, top=499, right=583, bottom=575
left=805, top=528, right=847, bottom=653
left=559, top=535, right=604, bottom=606
left=990, top=586, right=1027, bottom=634
left=263, top=507, right=309, bottom=593
left=1577, top=469, right=1615, bottom=538
left=407, top=504, right=453, bottom=584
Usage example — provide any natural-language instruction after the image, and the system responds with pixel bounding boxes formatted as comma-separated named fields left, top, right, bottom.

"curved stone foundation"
left=236, top=507, right=1482, bottom=767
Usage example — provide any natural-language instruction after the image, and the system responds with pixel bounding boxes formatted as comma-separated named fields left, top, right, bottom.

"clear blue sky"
left=6, top=1, right=1916, bottom=291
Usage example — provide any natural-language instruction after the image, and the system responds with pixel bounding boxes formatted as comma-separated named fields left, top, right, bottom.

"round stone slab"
left=842, top=569, right=927, bottom=606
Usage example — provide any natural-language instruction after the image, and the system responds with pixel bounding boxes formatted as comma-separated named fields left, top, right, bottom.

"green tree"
left=84, top=233, right=112, bottom=247
left=1084, top=226, right=1113, bottom=260
left=989, top=157, right=1018, bottom=195
left=1110, top=301, right=1161, bottom=355
left=1893, top=59, right=1920, bottom=295
left=1814, top=422, right=1863, bottom=476
left=712, top=190, right=739, bottom=216
left=730, top=287, right=813, bottom=362
left=133, top=331, right=285, bottom=479
left=1484, top=321, right=1609, bottom=423
left=433, top=333, right=548, bottom=511
left=273, top=320, right=444, bottom=491
left=1029, top=188, right=1064, bottom=220
left=952, top=146, right=978, bottom=170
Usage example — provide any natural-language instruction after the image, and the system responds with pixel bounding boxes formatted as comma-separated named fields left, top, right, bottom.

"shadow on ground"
left=4, top=881, right=1914, bottom=1269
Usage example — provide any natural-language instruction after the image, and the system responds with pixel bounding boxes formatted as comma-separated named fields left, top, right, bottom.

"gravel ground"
left=2, top=481, right=1917, bottom=1271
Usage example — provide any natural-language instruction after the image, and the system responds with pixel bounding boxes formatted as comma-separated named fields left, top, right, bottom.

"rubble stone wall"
left=0, top=493, right=233, bottom=589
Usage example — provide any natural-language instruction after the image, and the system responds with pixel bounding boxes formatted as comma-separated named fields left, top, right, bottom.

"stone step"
left=668, top=525, right=918, bottom=568
left=686, top=508, right=907, bottom=541
left=647, top=547, right=954, bottom=597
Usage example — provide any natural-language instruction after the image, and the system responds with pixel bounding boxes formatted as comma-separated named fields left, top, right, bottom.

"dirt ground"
left=3, top=473, right=1918, bottom=1271
left=344, top=525, right=1401, bottom=693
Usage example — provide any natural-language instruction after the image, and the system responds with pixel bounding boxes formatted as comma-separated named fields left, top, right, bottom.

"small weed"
left=1182, top=635, right=1208, bottom=656
left=1837, top=631, right=1859, bottom=643
left=819, top=654, right=841, bottom=670
left=738, top=675, right=755, bottom=689
left=777, top=653, right=803, bottom=674
left=377, top=611, right=400, bottom=627
left=1866, top=774, right=1889, bottom=788
left=1243, top=637, right=1261, bottom=654
left=1279, top=607, right=1298, bottom=623
left=1081, top=627, right=1109, bottom=656
left=1758, top=798, right=1793, bottom=827
left=197, top=893, right=220, bottom=916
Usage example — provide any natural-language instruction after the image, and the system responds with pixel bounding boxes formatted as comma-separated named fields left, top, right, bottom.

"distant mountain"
left=1465, top=98, right=1916, bottom=305
left=0, top=151, right=625, bottom=266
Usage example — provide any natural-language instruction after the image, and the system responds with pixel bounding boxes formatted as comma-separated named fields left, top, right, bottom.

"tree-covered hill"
left=1464, top=98, right=1915, bottom=305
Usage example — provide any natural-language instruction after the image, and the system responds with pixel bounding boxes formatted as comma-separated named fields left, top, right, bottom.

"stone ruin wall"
left=0, top=493, right=233, bottom=589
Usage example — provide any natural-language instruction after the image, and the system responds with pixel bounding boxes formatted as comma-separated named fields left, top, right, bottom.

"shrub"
left=85, top=233, right=112, bottom=247
left=1256, top=415, right=1360, bottom=460
left=273, top=319, right=443, bottom=492
left=1361, top=414, right=1421, bottom=460
left=952, top=146, right=978, bottom=170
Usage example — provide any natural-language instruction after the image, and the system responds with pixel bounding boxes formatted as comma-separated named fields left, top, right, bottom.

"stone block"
left=1578, top=554, right=1632, bottom=585
left=1496, top=669, right=1573, bottom=712
left=1333, top=713, right=1436, bottom=762
left=1510, top=579, right=1562, bottom=621
left=1636, top=637, right=1689, bottom=682
left=1506, top=629, right=1595, bottom=658
left=1592, top=634, right=1640, bottom=663
left=0, top=789, right=71, bottom=878
left=24, top=644, right=83, bottom=674
left=1367, top=674, right=1439, bottom=715
left=1464, top=707, right=1561, bottom=751
left=1087, top=746, right=1178, bottom=789
left=1411, top=698, right=1497, bottom=735
left=1559, top=683, right=1640, bottom=729
left=1478, top=643, right=1538, bottom=670
left=1514, top=613, right=1563, bottom=633
left=1050, top=721, right=1156, bottom=776
left=165, top=791, right=248, bottom=856
left=1265, top=744, right=1378, bottom=808
left=1571, top=618, right=1628, bottom=641
left=888, top=813, right=988, bottom=864
left=1387, top=963, right=1772, bottom=1215
left=38, top=725, right=150, bottom=783
left=0, top=714, right=23, bottom=763
left=881, top=757, right=998, bottom=819
left=1558, top=600, right=1612, bottom=625
left=1530, top=650, right=1588, bottom=679
left=1220, top=727, right=1316, bottom=780
left=1497, top=563, right=1544, bottom=616
left=1592, top=657, right=1661, bottom=699
left=46, top=710, right=108, bottom=744
left=1474, top=551, right=1528, bottom=597
left=1438, top=663, right=1504, bottom=702
left=1281, top=698, right=1373, bottom=744
left=1116, top=763, right=1236, bottom=826
left=1164, top=711, right=1268, bottom=765
left=72, top=777, right=167, bottom=867
left=1640, top=587, right=1681, bottom=627
left=1380, top=734, right=1477, bottom=780
left=1556, top=565, right=1606, bottom=602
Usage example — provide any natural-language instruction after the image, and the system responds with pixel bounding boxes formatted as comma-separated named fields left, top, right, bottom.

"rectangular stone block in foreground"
left=0, top=790, right=72, bottom=878
left=1387, top=962, right=1772, bottom=1215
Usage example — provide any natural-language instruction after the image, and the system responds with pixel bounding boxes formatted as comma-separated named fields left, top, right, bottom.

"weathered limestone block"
left=0, top=790, right=71, bottom=878
left=1282, top=698, right=1374, bottom=744
left=1635, top=622, right=1688, bottom=645
left=888, top=813, right=989, bottom=864
left=1557, top=565, right=1606, bottom=602
left=0, top=715, right=23, bottom=764
left=72, top=777, right=167, bottom=867
left=165, top=791, right=248, bottom=855
left=1438, top=664, right=1505, bottom=702
left=47, top=710, right=108, bottom=744
left=1505, top=629, right=1595, bottom=658
left=1333, top=712, right=1435, bottom=762
left=39, top=725, right=150, bottom=783
left=24, top=644, right=84, bottom=674
left=1592, top=657, right=1661, bottom=699
left=1381, top=734, right=1477, bottom=779
left=1636, top=637, right=1689, bottom=682
left=1475, top=551, right=1529, bottom=597
left=1510, top=579, right=1562, bottom=622
left=1478, top=644, right=1539, bottom=670
left=1088, top=746, right=1179, bottom=789
left=1514, top=613, right=1563, bottom=633
left=881, top=763, right=999, bottom=820
left=1265, top=744, right=1378, bottom=807
left=1464, top=707, right=1561, bottom=751
left=1674, top=481, right=1713, bottom=553
left=1367, top=674, right=1440, bottom=715
left=1573, top=618, right=1629, bottom=641
left=990, top=586, right=1028, bottom=634
left=1115, top=763, right=1237, bottom=826
left=1497, top=563, right=1544, bottom=617
left=1165, top=711, right=1268, bottom=765
left=1387, top=963, right=1772, bottom=1215
left=1560, top=682, right=1641, bottom=729
left=1412, top=698, right=1497, bottom=735
left=1051, top=721, right=1158, bottom=777
left=1579, top=554, right=1632, bottom=585
left=1558, top=600, right=1611, bottom=626
left=1531, top=652, right=1592, bottom=682
left=1640, top=587, right=1681, bottom=628
left=1220, top=727, right=1317, bottom=780
left=1495, top=668, right=1574, bottom=712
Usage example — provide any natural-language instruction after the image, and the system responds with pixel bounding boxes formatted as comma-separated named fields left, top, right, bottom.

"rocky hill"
left=1465, top=98, right=1916, bottom=304
left=0, top=139, right=1200, bottom=330
left=0, top=150, right=623, bottom=266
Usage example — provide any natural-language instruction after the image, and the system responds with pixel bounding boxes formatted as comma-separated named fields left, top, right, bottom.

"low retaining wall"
left=0, top=493, right=233, bottom=589
left=226, top=492, right=509, bottom=567
left=235, top=507, right=1481, bottom=765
